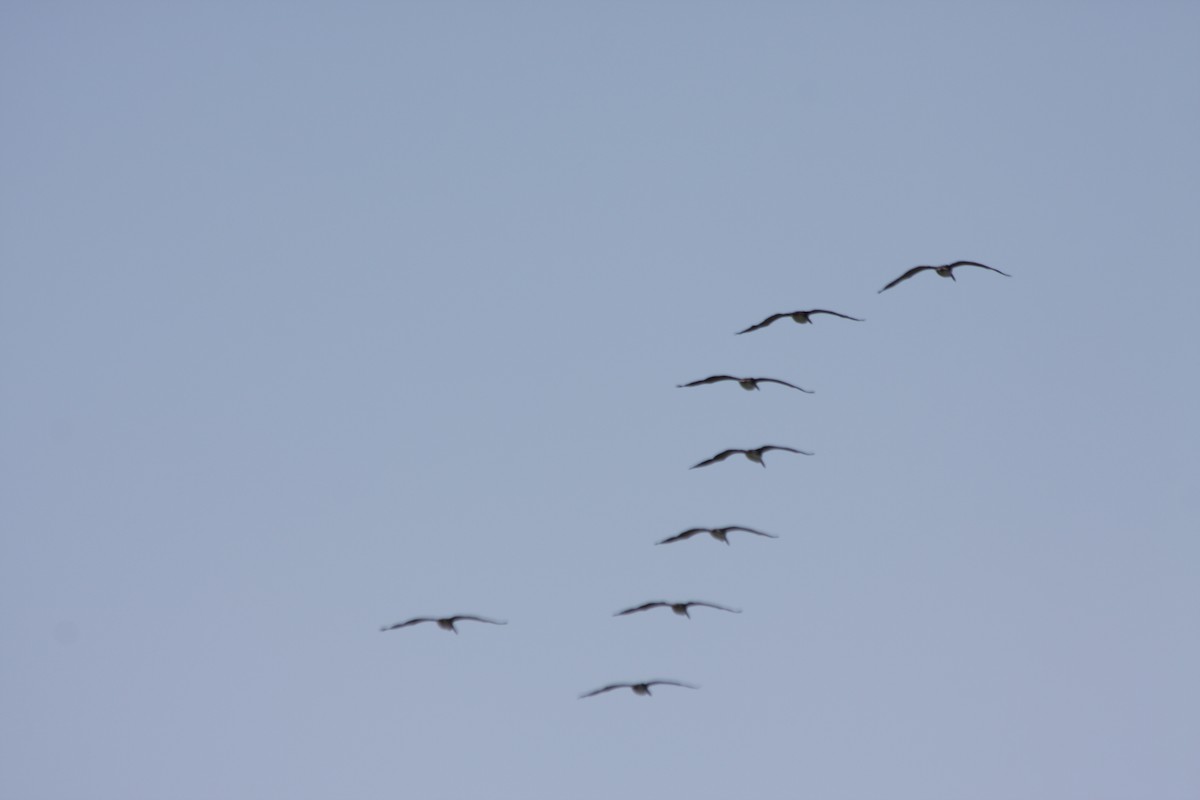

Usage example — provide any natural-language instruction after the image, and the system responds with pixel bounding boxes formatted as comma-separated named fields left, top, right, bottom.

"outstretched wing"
left=380, top=617, right=433, bottom=631
left=755, top=378, right=814, bottom=393
left=451, top=615, right=507, bottom=626
left=579, top=683, right=629, bottom=698
left=949, top=260, right=1011, bottom=277
left=878, top=265, right=934, bottom=293
left=614, top=602, right=668, bottom=616
left=687, top=601, right=742, bottom=614
left=656, top=528, right=707, bottom=545
left=760, top=445, right=814, bottom=456
left=736, top=313, right=787, bottom=335
left=677, top=375, right=738, bottom=388
left=808, top=309, right=865, bottom=321
left=690, top=449, right=741, bottom=469
left=646, top=680, right=700, bottom=690
left=726, top=526, right=778, bottom=538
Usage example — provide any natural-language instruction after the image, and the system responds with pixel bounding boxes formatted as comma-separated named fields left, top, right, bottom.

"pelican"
left=878, top=260, right=1011, bottom=293
left=690, top=445, right=812, bottom=469
left=655, top=526, right=777, bottom=545
left=677, top=375, right=813, bottom=393
left=379, top=615, right=507, bottom=634
left=579, top=680, right=699, bottom=699
left=615, top=600, right=742, bottom=618
left=736, top=309, right=863, bottom=334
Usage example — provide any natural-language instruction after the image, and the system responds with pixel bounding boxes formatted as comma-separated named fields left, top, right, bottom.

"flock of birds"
left=380, top=260, right=1011, bottom=698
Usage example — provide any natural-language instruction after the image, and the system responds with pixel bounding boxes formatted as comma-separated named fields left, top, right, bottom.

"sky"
left=2, top=2, right=1199, bottom=798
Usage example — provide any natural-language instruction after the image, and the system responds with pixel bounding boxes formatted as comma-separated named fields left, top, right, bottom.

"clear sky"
left=3, top=2, right=1198, bottom=798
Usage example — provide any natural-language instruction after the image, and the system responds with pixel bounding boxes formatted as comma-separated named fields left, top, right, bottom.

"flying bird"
left=736, top=309, right=863, bottom=334
left=655, top=526, right=778, bottom=545
left=690, top=445, right=812, bottom=469
left=677, top=375, right=813, bottom=393
left=878, top=260, right=1011, bottom=293
left=379, top=615, right=507, bottom=634
left=579, top=680, right=699, bottom=699
left=615, top=600, right=742, bottom=618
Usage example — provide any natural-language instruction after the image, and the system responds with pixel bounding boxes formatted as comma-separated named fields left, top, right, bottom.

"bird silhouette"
left=690, top=445, right=812, bottom=469
left=878, top=260, right=1011, bottom=293
left=579, top=680, right=699, bottom=698
left=677, top=375, right=813, bottom=393
left=379, top=615, right=507, bottom=634
left=656, top=526, right=778, bottom=546
left=736, top=309, right=863, bottom=334
left=615, top=600, right=742, bottom=618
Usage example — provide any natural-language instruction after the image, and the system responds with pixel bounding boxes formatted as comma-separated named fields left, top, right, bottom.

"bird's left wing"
left=690, top=449, right=739, bottom=469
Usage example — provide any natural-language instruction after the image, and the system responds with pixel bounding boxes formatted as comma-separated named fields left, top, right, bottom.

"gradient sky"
left=3, top=3, right=1199, bottom=798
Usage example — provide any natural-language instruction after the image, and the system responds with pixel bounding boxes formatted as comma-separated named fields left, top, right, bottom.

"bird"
left=655, top=526, right=778, bottom=545
left=878, top=260, right=1011, bottom=293
left=615, top=600, right=742, bottom=618
left=379, top=615, right=507, bottom=634
left=579, top=680, right=699, bottom=699
left=677, top=375, right=813, bottom=393
left=736, top=309, right=863, bottom=334
left=690, top=445, right=812, bottom=469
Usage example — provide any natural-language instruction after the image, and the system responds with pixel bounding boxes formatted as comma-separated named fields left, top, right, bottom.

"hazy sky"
left=3, top=3, right=1198, bottom=798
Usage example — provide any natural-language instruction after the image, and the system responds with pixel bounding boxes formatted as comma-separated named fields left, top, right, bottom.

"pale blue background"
left=3, top=3, right=1198, bottom=798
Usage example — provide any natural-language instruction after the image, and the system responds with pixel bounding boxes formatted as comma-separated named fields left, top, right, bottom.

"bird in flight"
left=379, top=615, right=507, bottom=634
left=736, top=309, right=863, bottom=334
left=579, top=680, right=699, bottom=699
left=878, top=260, right=1011, bottom=293
left=690, top=445, right=812, bottom=469
left=677, top=375, right=813, bottom=393
left=656, top=526, right=777, bottom=546
left=615, top=600, right=742, bottom=618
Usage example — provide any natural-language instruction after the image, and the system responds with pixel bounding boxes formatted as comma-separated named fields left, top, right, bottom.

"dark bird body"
left=379, top=615, right=507, bottom=634
left=690, top=445, right=812, bottom=469
left=677, top=375, right=813, bottom=393
left=656, top=526, right=777, bottom=545
left=615, top=600, right=742, bottom=617
left=579, top=680, right=699, bottom=699
left=878, top=260, right=1011, bottom=293
left=737, top=309, right=863, bottom=334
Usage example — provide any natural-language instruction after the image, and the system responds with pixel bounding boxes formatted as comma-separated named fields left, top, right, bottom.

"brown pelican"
left=656, top=526, right=778, bottom=545
left=615, top=601, right=742, bottom=618
left=379, top=615, right=507, bottom=634
left=878, top=260, right=1011, bottom=293
left=690, top=445, right=812, bottom=469
left=736, top=309, right=863, bottom=334
left=677, top=375, right=813, bottom=393
left=579, top=680, right=699, bottom=699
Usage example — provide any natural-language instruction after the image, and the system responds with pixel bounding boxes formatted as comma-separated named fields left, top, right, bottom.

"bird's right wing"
left=690, top=602, right=742, bottom=613
left=454, top=615, right=507, bottom=625
left=579, top=684, right=626, bottom=698
left=809, top=309, right=865, bottom=321
left=757, top=378, right=814, bottom=393
left=949, top=260, right=1011, bottom=277
left=727, top=526, right=778, bottom=538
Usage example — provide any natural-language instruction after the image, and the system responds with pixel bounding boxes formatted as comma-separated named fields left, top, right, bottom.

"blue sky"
left=3, top=3, right=1198, bottom=798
